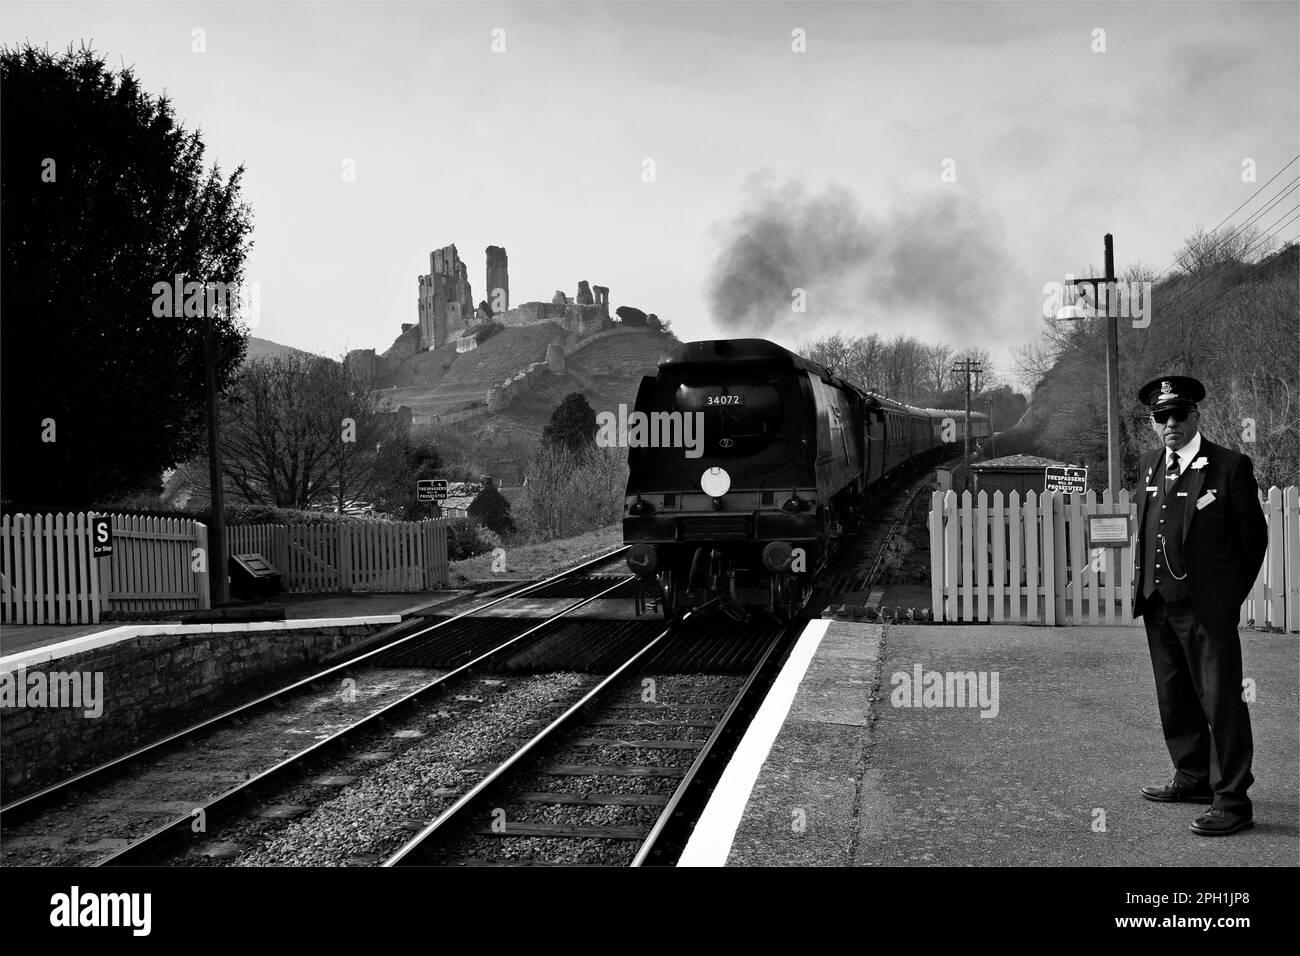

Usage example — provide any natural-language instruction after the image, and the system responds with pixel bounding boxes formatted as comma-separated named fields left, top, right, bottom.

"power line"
left=1156, top=173, right=1297, bottom=293
left=1062, top=164, right=1298, bottom=330
left=1157, top=196, right=1300, bottom=320
left=1025, top=160, right=1300, bottom=388
left=1167, top=206, right=1300, bottom=323
left=1142, top=175, right=1299, bottom=322
left=1149, top=155, right=1299, bottom=283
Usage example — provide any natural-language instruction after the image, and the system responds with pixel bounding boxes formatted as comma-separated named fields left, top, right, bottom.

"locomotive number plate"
left=706, top=394, right=745, bottom=406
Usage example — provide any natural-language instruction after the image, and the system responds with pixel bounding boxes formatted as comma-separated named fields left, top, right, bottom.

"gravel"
left=198, top=672, right=602, bottom=866
left=421, top=672, right=750, bottom=866
left=0, top=666, right=446, bottom=867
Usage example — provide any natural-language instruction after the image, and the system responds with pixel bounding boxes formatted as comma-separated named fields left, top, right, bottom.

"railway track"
left=0, top=547, right=637, bottom=864
left=817, top=461, right=950, bottom=601
left=384, top=616, right=794, bottom=867
left=360, top=467, right=939, bottom=868
left=4, top=467, right=943, bottom=867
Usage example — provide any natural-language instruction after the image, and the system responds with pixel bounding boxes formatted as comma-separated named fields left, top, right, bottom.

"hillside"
left=244, top=336, right=316, bottom=363
left=376, top=323, right=578, bottom=420
left=1010, top=242, right=1297, bottom=489
left=405, top=326, right=679, bottom=483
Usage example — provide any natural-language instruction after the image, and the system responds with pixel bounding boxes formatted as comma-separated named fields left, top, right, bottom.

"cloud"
left=705, top=174, right=1016, bottom=342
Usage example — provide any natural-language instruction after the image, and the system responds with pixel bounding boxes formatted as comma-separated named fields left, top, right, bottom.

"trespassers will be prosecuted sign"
left=1044, top=466, right=1087, bottom=494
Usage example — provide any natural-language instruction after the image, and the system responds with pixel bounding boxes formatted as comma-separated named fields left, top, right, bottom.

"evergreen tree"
left=542, top=392, right=597, bottom=455
left=1, top=44, right=252, bottom=508
left=468, top=482, right=515, bottom=536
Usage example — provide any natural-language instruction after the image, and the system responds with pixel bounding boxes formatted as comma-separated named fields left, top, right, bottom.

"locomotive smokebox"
left=626, top=543, right=658, bottom=576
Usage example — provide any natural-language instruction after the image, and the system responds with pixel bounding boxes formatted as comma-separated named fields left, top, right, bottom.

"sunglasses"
left=1151, top=409, right=1193, bottom=425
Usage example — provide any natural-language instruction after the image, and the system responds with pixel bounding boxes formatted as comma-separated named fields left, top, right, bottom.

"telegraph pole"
left=951, top=357, right=983, bottom=486
left=1062, top=234, right=1123, bottom=494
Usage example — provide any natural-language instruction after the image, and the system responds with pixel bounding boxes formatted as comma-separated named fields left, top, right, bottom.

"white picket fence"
left=0, top=513, right=210, bottom=625
left=0, top=514, right=451, bottom=625
left=227, top=520, right=448, bottom=593
left=929, top=486, right=1299, bottom=630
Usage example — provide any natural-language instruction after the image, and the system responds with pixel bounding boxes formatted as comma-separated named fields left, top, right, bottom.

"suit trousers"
left=1143, top=592, right=1254, bottom=814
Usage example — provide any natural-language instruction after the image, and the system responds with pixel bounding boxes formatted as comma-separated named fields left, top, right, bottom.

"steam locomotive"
left=621, top=338, right=989, bottom=618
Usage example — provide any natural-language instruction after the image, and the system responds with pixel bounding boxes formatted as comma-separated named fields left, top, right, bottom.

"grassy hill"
left=244, top=336, right=316, bottom=363
left=404, top=326, right=679, bottom=483
left=376, top=323, right=576, bottom=419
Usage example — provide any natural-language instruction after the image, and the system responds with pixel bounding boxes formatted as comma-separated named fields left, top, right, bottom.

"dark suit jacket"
left=1133, top=437, right=1269, bottom=630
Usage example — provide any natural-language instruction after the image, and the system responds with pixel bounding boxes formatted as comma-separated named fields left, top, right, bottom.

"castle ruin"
left=485, top=245, right=509, bottom=313
left=415, top=244, right=616, bottom=353
left=344, top=243, right=664, bottom=413
left=416, top=245, right=474, bottom=351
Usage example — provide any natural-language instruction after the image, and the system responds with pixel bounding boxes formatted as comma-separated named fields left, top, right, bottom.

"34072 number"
left=706, top=394, right=744, bottom=406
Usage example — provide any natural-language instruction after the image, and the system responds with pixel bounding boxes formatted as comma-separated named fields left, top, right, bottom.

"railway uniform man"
left=1132, top=376, right=1267, bottom=836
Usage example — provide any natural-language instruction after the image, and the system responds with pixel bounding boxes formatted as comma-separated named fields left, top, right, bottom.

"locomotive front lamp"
left=700, top=467, right=731, bottom=498
left=629, top=495, right=655, bottom=516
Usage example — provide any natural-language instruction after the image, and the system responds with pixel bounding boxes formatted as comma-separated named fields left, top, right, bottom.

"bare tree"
left=514, top=444, right=628, bottom=541
left=1174, top=223, right=1271, bottom=274
left=845, top=333, right=885, bottom=391
left=319, top=359, right=409, bottom=513
left=923, top=343, right=954, bottom=395
left=219, top=353, right=404, bottom=510
left=799, top=333, right=850, bottom=377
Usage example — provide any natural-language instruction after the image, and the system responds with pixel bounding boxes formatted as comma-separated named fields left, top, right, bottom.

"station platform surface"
left=0, top=590, right=465, bottom=661
left=682, top=619, right=1298, bottom=867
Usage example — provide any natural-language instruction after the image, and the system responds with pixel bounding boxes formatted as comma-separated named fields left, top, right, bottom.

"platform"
left=0, top=589, right=467, bottom=664
left=681, top=619, right=1298, bottom=867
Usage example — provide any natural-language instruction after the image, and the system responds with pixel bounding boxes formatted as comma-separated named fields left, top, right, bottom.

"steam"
left=706, top=175, right=1013, bottom=340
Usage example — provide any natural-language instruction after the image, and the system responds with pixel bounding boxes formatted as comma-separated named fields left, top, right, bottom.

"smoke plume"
left=706, top=175, right=1014, bottom=341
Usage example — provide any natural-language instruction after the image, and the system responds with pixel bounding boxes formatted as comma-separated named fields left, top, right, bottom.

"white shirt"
left=1166, top=431, right=1202, bottom=477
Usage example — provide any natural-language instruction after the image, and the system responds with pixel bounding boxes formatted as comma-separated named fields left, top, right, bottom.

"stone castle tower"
left=485, top=245, right=509, bottom=313
left=416, top=245, right=474, bottom=350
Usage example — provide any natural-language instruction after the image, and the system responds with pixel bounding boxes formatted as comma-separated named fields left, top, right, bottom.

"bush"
left=475, top=523, right=503, bottom=552
left=446, top=518, right=498, bottom=561
left=467, top=482, right=516, bottom=536
left=541, top=393, right=597, bottom=455
left=514, top=445, right=627, bottom=541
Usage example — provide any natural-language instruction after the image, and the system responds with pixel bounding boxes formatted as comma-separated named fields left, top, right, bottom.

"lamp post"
left=203, top=297, right=229, bottom=605
left=1057, top=233, right=1122, bottom=495
left=951, top=357, right=983, bottom=489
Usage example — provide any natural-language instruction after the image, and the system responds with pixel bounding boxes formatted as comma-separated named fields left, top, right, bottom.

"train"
left=621, top=338, right=989, bottom=619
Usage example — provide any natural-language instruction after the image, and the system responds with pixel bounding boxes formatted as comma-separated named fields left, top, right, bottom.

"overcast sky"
left=4, top=1, right=1297, bottom=389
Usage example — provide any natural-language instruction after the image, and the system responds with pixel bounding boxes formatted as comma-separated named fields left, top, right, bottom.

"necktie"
left=1166, top=453, right=1180, bottom=483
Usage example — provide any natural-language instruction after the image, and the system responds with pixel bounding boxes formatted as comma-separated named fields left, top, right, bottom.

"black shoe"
left=1141, top=780, right=1214, bottom=804
left=1190, top=807, right=1254, bottom=836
